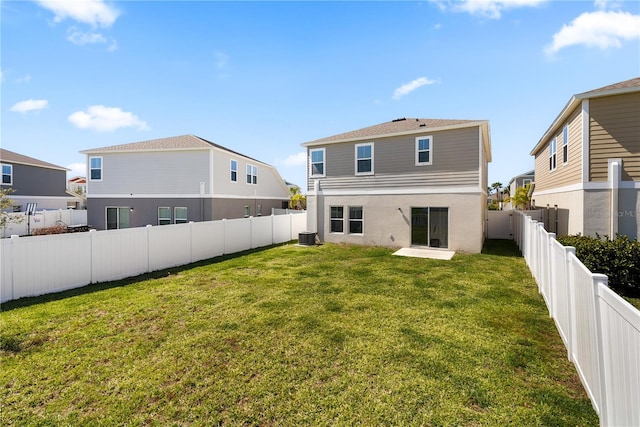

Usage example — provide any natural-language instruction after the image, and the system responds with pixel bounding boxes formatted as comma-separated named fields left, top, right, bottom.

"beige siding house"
left=81, top=135, right=290, bottom=230
left=530, top=77, right=640, bottom=238
left=302, top=118, right=491, bottom=253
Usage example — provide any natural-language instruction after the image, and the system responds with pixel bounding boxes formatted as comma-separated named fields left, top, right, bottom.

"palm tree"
left=289, top=185, right=306, bottom=210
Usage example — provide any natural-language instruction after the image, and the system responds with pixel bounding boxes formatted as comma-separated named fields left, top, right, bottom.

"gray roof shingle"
left=0, top=148, right=69, bottom=171
left=303, top=118, right=485, bottom=145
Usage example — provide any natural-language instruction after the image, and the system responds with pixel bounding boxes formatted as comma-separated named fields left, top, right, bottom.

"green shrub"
left=557, top=234, right=640, bottom=298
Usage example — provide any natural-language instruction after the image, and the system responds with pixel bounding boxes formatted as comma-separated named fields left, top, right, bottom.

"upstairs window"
left=158, top=207, right=171, bottom=225
left=230, top=159, right=238, bottom=182
left=549, top=138, right=557, bottom=171
left=562, top=125, right=569, bottom=164
left=1, top=163, right=12, bottom=185
left=246, top=164, right=257, bottom=184
left=415, top=136, right=432, bottom=165
left=90, top=156, right=102, bottom=181
left=310, top=148, right=325, bottom=177
left=355, top=143, right=374, bottom=175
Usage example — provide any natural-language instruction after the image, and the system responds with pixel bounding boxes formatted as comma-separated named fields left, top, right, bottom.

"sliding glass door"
left=411, top=207, right=448, bottom=248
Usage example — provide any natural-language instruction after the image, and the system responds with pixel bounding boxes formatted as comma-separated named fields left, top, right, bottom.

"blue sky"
left=2, top=0, right=639, bottom=191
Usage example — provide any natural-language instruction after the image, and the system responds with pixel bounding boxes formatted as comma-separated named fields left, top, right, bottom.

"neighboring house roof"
left=508, top=170, right=535, bottom=186
left=0, top=148, right=69, bottom=172
left=302, top=117, right=491, bottom=161
left=530, top=77, right=640, bottom=155
left=80, top=134, right=270, bottom=166
left=69, top=176, right=87, bottom=184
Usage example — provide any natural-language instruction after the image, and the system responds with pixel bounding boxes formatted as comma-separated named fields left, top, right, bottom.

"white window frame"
left=355, top=143, right=374, bottom=176
left=549, top=138, right=557, bottom=172
left=562, top=125, right=569, bottom=165
left=244, top=205, right=250, bottom=218
left=309, top=148, right=326, bottom=178
left=348, top=206, right=364, bottom=235
left=174, top=207, right=188, bottom=224
left=415, top=136, right=433, bottom=166
left=1, top=163, right=13, bottom=185
left=90, top=156, right=103, bottom=181
left=522, top=178, right=532, bottom=188
left=158, top=207, right=171, bottom=225
left=230, top=159, right=238, bottom=182
left=330, top=206, right=344, bottom=234
left=246, top=164, right=257, bottom=185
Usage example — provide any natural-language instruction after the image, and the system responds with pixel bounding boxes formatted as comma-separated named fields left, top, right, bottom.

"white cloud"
left=10, top=99, right=48, bottom=113
left=66, top=162, right=87, bottom=178
left=15, top=74, right=32, bottom=84
left=392, top=77, right=436, bottom=100
left=281, top=152, right=307, bottom=167
left=68, top=105, right=149, bottom=132
left=594, top=0, right=624, bottom=11
left=545, top=10, right=640, bottom=55
left=35, top=0, right=120, bottom=28
left=67, top=27, right=107, bottom=45
left=433, top=0, right=547, bottom=19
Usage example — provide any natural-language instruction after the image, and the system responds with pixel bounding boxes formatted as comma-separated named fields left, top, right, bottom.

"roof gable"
left=0, top=148, right=69, bottom=171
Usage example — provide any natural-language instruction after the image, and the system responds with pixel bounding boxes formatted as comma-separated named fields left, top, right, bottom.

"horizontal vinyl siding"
left=533, top=106, right=583, bottom=192
left=590, top=92, right=640, bottom=181
left=211, top=149, right=289, bottom=199
left=308, top=126, right=480, bottom=190
left=88, top=150, right=211, bottom=195
left=3, top=163, right=69, bottom=197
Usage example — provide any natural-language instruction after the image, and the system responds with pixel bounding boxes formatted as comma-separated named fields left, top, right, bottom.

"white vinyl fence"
left=1, top=213, right=307, bottom=303
left=1, top=209, right=88, bottom=238
left=513, top=211, right=640, bottom=427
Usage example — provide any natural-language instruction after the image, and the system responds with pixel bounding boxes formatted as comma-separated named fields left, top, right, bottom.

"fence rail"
left=1, top=213, right=307, bottom=303
left=513, top=211, right=640, bottom=427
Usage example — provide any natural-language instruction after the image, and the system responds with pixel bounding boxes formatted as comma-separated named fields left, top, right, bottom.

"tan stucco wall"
left=308, top=193, right=485, bottom=253
left=531, top=189, right=585, bottom=236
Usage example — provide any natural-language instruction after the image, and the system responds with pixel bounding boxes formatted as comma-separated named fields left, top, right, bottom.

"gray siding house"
left=81, top=135, right=290, bottom=230
left=302, top=118, right=492, bottom=253
left=0, top=149, right=79, bottom=211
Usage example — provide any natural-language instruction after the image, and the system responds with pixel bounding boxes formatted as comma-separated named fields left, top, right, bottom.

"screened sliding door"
left=411, top=207, right=448, bottom=248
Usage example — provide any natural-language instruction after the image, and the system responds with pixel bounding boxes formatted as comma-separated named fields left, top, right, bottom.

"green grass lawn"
left=1, top=241, right=598, bottom=426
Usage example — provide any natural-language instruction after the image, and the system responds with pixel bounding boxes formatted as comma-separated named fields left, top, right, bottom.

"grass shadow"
left=1, top=242, right=294, bottom=312
left=481, top=239, right=522, bottom=257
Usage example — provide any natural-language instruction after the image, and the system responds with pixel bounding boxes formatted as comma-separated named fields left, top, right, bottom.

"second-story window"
left=230, top=159, right=238, bottom=182
left=549, top=138, right=557, bottom=171
left=415, top=136, right=432, bottom=165
left=90, top=156, right=102, bottom=181
left=1, top=163, right=12, bottom=185
left=310, top=148, right=325, bottom=177
left=246, top=164, right=257, bottom=184
left=355, top=143, right=374, bottom=175
left=562, top=125, right=569, bottom=164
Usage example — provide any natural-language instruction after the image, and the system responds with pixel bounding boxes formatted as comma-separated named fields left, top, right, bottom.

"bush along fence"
left=513, top=211, right=640, bottom=427
left=1, top=213, right=307, bottom=303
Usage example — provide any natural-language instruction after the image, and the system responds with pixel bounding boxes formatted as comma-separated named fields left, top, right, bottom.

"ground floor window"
left=349, top=206, right=363, bottom=234
left=158, top=207, right=171, bottom=225
left=175, top=207, right=188, bottom=224
left=330, top=206, right=344, bottom=233
left=411, top=207, right=448, bottom=248
left=106, top=207, right=130, bottom=230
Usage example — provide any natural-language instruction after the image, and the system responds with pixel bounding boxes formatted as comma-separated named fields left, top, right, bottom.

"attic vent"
left=392, top=117, right=406, bottom=122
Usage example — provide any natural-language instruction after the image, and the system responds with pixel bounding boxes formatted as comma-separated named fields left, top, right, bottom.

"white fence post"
left=592, top=273, right=610, bottom=427
left=565, top=246, right=576, bottom=363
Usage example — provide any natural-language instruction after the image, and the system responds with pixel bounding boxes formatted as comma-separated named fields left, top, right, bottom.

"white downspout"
left=608, top=159, right=621, bottom=239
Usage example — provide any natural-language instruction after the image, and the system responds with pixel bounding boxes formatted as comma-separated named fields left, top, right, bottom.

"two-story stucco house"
left=302, top=118, right=492, bottom=253
left=530, top=77, right=640, bottom=238
left=80, top=134, right=290, bottom=230
left=0, top=149, right=80, bottom=211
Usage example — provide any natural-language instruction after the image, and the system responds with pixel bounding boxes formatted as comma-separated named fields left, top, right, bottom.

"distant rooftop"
left=0, top=148, right=69, bottom=171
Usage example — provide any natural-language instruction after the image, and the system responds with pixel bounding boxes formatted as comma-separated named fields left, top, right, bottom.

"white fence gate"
left=513, top=211, right=640, bottom=427
left=486, top=209, right=542, bottom=240
left=1, top=213, right=307, bottom=303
